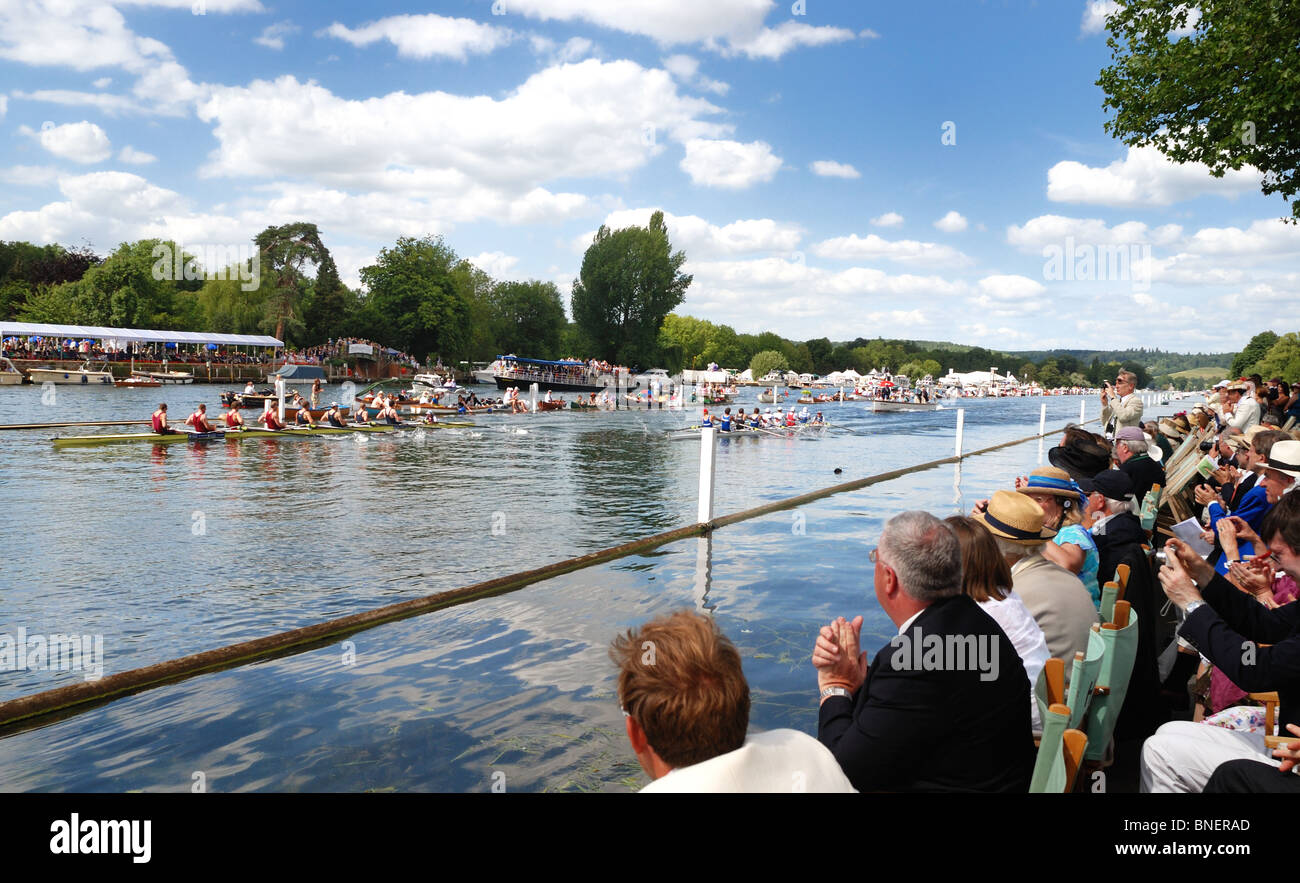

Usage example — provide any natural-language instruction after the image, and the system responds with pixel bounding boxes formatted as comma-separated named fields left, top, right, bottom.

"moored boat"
left=27, top=360, right=114, bottom=385
left=0, top=356, right=24, bottom=385
left=868, top=399, right=942, bottom=413
left=132, top=369, right=194, bottom=384
left=115, top=377, right=162, bottom=388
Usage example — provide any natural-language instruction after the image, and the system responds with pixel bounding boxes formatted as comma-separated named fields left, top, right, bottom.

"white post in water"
left=954, top=408, right=965, bottom=459
left=1079, top=399, right=1086, bottom=424
left=697, top=426, right=717, bottom=523
left=1039, top=402, right=1047, bottom=436
left=529, top=382, right=539, bottom=414
left=275, top=374, right=285, bottom=423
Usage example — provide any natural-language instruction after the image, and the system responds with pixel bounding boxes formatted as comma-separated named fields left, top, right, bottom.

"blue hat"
left=1016, top=466, right=1086, bottom=512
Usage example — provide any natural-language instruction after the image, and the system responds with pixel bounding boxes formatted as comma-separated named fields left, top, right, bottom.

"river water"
left=0, top=384, right=1188, bottom=791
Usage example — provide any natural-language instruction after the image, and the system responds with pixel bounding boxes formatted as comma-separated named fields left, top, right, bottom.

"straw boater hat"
left=1016, top=466, right=1087, bottom=513
left=1157, top=417, right=1184, bottom=440
left=1267, top=440, right=1300, bottom=481
left=975, top=490, right=1057, bottom=545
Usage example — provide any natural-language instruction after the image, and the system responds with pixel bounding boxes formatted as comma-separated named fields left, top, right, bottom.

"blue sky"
left=1, top=0, right=1295, bottom=353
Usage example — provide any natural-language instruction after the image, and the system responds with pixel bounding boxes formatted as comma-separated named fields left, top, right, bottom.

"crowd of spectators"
left=295, top=337, right=422, bottom=370
left=608, top=372, right=1300, bottom=792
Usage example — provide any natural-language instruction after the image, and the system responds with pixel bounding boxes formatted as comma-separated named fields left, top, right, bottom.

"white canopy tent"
left=0, top=321, right=282, bottom=348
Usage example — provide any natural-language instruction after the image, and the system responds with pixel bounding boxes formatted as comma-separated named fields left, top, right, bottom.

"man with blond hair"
left=612, top=610, right=854, bottom=792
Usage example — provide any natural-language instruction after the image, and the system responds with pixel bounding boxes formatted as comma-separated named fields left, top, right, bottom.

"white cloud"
left=22, top=121, right=112, bottom=163
left=723, top=20, right=860, bottom=59
left=1006, top=214, right=1184, bottom=251
left=1080, top=1, right=1119, bottom=35
left=933, top=210, right=967, bottom=233
left=1047, top=145, right=1259, bottom=207
left=93, top=77, right=112, bottom=88
left=12, top=89, right=145, bottom=115
left=809, top=160, right=860, bottom=179
left=871, top=212, right=903, bottom=227
left=0, top=95, right=6, bottom=119
left=528, top=35, right=595, bottom=63
left=467, top=251, right=521, bottom=279
left=977, top=274, right=1045, bottom=300
left=1183, top=219, right=1300, bottom=258
left=118, top=145, right=157, bottom=164
left=811, top=233, right=969, bottom=267
left=680, top=138, right=782, bottom=189
left=583, top=208, right=802, bottom=259
left=0, top=165, right=61, bottom=187
left=661, top=53, right=729, bottom=94
left=501, top=0, right=862, bottom=59
left=254, top=21, right=299, bottom=51
left=322, top=14, right=513, bottom=60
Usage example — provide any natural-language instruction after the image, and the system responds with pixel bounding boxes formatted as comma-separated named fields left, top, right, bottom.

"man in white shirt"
left=1224, top=381, right=1261, bottom=431
left=612, top=610, right=855, bottom=793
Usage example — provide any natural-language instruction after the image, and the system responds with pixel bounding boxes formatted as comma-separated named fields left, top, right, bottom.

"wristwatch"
left=820, top=686, right=853, bottom=701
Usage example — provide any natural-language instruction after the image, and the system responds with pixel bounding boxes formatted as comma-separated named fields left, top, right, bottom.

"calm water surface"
left=0, top=384, right=1187, bottom=791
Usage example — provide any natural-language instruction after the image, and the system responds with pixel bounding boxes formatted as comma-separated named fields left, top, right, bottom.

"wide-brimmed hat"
left=1048, top=436, right=1112, bottom=481
left=1226, top=381, right=1248, bottom=393
left=1223, top=432, right=1250, bottom=452
left=1266, top=440, right=1300, bottom=481
left=1157, top=417, right=1184, bottom=440
left=975, top=490, right=1057, bottom=544
left=1016, top=466, right=1087, bottom=511
left=1077, top=469, right=1136, bottom=503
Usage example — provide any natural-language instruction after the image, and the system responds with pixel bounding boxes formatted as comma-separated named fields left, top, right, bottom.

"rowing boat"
left=666, top=422, right=830, bottom=441
left=51, top=424, right=402, bottom=447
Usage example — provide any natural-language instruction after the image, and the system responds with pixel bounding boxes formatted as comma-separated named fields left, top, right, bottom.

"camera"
left=1199, top=440, right=1214, bottom=452
left=1153, top=550, right=1168, bottom=564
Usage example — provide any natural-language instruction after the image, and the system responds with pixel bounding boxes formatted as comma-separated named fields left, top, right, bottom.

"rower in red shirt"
left=258, top=407, right=286, bottom=430
left=151, top=403, right=177, bottom=434
left=184, top=403, right=215, bottom=432
left=224, top=403, right=245, bottom=429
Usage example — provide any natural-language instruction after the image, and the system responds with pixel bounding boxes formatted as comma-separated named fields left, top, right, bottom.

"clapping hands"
left=812, top=615, right=867, bottom=695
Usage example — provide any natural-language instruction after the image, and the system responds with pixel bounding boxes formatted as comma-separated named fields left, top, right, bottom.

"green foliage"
left=254, top=222, right=337, bottom=344
left=1232, top=330, right=1280, bottom=377
left=805, top=337, right=833, bottom=374
left=1251, top=332, right=1300, bottom=382
left=898, top=359, right=942, bottom=380
left=18, top=240, right=186, bottom=328
left=1098, top=0, right=1300, bottom=220
left=749, top=349, right=788, bottom=378
left=359, top=235, right=468, bottom=362
left=571, top=210, right=691, bottom=367
left=491, top=279, right=567, bottom=360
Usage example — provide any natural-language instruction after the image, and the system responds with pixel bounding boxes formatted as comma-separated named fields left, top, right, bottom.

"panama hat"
left=975, top=491, right=1057, bottom=544
left=1157, top=417, right=1184, bottom=440
left=1016, top=466, right=1087, bottom=512
left=1266, top=440, right=1300, bottom=481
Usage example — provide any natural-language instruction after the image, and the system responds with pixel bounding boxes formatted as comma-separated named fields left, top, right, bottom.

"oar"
left=0, top=419, right=151, bottom=430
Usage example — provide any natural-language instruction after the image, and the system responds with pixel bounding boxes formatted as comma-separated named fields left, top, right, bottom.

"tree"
left=1252, top=332, right=1300, bottom=381
left=254, top=222, right=337, bottom=343
left=749, top=349, right=788, bottom=378
left=491, top=279, right=567, bottom=360
left=1098, top=1, right=1300, bottom=220
left=359, top=236, right=470, bottom=363
left=1232, top=330, right=1280, bottom=377
left=571, top=211, right=691, bottom=366
left=805, top=337, right=833, bottom=374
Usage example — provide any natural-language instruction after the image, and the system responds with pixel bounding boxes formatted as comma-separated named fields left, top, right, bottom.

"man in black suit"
left=1114, top=426, right=1165, bottom=503
left=812, top=510, right=1034, bottom=792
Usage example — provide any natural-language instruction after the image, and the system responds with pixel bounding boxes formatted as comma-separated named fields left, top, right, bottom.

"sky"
left=0, top=0, right=1295, bottom=354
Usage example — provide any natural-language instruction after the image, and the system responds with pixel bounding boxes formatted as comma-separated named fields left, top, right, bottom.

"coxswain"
left=813, top=411, right=825, bottom=425
left=224, top=403, right=245, bottom=429
left=720, top=407, right=732, bottom=432
left=700, top=408, right=712, bottom=428
left=151, top=402, right=177, bottom=435
left=185, top=403, right=215, bottom=433
left=324, top=403, right=347, bottom=428
left=258, top=407, right=286, bottom=431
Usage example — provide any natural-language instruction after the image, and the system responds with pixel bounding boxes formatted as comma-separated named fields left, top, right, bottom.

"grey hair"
left=878, top=510, right=963, bottom=602
left=1104, top=496, right=1136, bottom=515
left=1121, top=438, right=1148, bottom=455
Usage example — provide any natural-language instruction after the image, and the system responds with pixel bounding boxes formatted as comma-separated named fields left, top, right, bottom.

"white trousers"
left=1140, top=721, right=1278, bottom=793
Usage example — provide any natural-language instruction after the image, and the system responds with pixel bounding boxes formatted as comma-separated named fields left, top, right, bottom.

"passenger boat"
left=115, top=377, right=161, bottom=388
left=26, top=360, right=114, bottom=385
left=132, top=369, right=194, bottom=384
left=494, top=355, right=605, bottom=393
left=51, top=424, right=402, bottom=447
left=0, top=356, right=24, bottom=385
